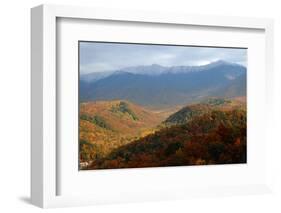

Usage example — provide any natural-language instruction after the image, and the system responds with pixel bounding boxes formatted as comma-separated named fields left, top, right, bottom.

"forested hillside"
left=79, top=100, right=163, bottom=162
left=80, top=98, right=246, bottom=169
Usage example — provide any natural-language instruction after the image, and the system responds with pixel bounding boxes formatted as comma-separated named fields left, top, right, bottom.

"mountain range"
left=80, top=60, right=246, bottom=107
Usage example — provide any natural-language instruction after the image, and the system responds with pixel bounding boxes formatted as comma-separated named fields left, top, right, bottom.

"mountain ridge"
left=80, top=61, right=246, bottom=107
left=80, top=60, right=245, bottom=81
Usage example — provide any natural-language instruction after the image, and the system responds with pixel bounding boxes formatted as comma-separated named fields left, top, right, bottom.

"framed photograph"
left=31, top=4, right=274, bottom=208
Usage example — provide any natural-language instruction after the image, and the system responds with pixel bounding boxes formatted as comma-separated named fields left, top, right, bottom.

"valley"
left=79, top=60, right=247, bottom=170
left=80, top=97, right=246, bottom=169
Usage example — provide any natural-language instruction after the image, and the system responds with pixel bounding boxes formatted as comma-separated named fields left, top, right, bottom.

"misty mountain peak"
left=80, top=61, right=246, bottom=87
left=206, top=60, right=243, bottom=68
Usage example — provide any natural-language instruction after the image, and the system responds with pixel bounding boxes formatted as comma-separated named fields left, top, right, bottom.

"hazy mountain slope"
left=218, top=72, right=246, bottom=97
left=80, top=71, right=114, bottom=83
left=80, top=61, right=246, bottom=107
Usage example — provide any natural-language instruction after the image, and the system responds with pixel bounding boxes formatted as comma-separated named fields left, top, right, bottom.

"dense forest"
left=79, top=98, right=246, bottom=170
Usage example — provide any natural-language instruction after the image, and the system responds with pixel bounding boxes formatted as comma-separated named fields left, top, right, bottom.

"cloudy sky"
left=80, top=42, right=247, bottom=74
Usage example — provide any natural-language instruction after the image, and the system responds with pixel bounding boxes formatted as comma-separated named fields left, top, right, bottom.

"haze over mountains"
left=79, top=43, right=247, bottom=169
left=80, top=60, right=246, bottom=108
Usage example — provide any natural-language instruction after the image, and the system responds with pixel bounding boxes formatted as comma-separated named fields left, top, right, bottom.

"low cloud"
left=80, top=42, right=247, bottom=74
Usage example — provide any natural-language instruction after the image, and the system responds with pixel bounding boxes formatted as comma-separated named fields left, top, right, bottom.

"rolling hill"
left=79, top=100, right=165, bottom=162
left=80, top=100, right=164, bottom=134
left=87, top=108, right=247, bottom=169
left=80, top=98, right=246, bottom=169
left=164, top=98, right=246, bottom=126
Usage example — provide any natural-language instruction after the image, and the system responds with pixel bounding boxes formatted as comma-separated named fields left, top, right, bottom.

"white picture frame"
left=31, top=4, right=274, bottom=208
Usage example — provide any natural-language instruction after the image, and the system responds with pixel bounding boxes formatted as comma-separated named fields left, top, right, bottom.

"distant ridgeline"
left=80, top=61, right=246, bottom=107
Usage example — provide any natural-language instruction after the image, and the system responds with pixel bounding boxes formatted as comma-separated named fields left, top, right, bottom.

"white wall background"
left=0, top=0, right=280, bottom=212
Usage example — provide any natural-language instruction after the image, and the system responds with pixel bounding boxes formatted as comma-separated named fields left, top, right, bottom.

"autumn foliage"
left=83, top=105, right=247, bottom=170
